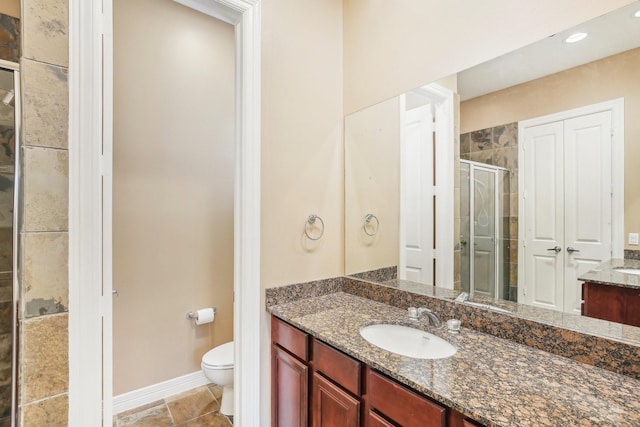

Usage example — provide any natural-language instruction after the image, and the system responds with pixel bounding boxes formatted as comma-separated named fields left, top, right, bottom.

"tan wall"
left=260, top=0, right=344, bottom=290
left=343, top=0, right=634, bottom=115
left=460, top=48, right=640, bottom=250
left=344, top=97, right=400, bottom=274
left=0, top=0, right=19, bottom=18
left=113, top=0, right=234, bottom=394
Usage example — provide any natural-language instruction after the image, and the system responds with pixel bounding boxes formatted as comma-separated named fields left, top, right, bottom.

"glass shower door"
left=472, top=167, right=496, bottom=297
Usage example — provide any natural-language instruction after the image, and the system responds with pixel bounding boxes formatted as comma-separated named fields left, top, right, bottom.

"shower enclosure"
left=0, top=62, right=18, bottom=427
left=460, top=160, right=509, bottom=299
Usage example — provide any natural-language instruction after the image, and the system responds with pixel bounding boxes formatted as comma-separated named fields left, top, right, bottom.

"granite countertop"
left=268, top=291, right=640, bottom=427
left=579, top=258, right=640, bottom=289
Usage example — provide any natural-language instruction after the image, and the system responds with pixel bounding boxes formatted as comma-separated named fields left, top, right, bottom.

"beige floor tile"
left=166, top=386, right=219, bottom=425
left=176, top=412, right=231, bottom=427
left=117, top=403, right=173, bottom=427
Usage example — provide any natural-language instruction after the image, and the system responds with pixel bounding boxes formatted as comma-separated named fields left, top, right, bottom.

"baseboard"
left=113, top=371, right=211, bottom=414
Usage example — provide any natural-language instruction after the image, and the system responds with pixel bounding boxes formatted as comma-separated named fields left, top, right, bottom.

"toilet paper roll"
left=195, top=308, right=215, bottom=325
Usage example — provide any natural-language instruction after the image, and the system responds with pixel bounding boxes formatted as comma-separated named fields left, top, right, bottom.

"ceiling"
left=458, top=1, right=640, bottom=101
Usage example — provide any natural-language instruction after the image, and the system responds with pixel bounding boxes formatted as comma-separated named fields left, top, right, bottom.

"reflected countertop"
left=268, top=292, right=640, bottom=427
left=579, top=258, right=640, bottom=289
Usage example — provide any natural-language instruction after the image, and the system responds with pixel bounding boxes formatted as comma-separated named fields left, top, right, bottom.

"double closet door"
left=522, top=109, right=613, bottom=314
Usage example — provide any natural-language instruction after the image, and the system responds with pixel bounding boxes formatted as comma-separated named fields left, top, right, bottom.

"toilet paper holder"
left=186, top=307, right=217, bottom=321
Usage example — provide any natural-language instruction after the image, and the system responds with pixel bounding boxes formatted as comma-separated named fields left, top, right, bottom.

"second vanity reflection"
left=345, top=1, right=640, bottom=327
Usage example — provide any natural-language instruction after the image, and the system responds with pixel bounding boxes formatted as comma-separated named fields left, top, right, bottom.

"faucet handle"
left=408, top=307, right=418, bottom=319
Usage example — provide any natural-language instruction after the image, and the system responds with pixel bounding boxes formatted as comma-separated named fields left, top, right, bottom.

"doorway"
left=112, top=0, right=235, bottom=404
left=398, top=83, right=455, bottom=287
left=68, top=0, right=261, bottom=425
left=519, top=99, right=624, bottom=313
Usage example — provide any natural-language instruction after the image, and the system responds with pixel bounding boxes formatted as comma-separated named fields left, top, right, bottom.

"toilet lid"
left=202, top=341, right=234, bottom=369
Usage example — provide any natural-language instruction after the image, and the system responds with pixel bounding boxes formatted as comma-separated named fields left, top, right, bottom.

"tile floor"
left=114, top=384, right=233, bottom=427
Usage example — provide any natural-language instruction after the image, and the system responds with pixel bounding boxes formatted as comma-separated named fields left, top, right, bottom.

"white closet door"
left=563, top=111, right=612, bottom=314
left=400, top=105, right=435, bottom=284
left=523, top=121, right=565, bottom=310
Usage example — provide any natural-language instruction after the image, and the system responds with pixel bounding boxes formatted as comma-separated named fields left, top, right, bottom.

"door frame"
left=68, top=0, right=262, bottom=425
left=399, top=83, right=455, bottom=287
left=517, top=98, right=624, bottom=304
left=461, top=160, right=508, bottom=299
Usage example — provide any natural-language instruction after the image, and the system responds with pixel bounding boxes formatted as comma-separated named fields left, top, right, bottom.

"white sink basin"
left=359, top=324, right=457, bottom=359
left=614, top=268, right=640, bottom=275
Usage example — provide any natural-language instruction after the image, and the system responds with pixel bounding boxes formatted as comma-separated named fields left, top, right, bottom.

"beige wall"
left=0, top=0, right=19, bottom=18
left=343, top=0, right=634, bottom=115
left=113, top=0, right=234, bottom=394
left=260, top=0, right=344, bottom=289
left=344, top=97, right=400, bottom=274
left=460, top=48, right=640, bottom=250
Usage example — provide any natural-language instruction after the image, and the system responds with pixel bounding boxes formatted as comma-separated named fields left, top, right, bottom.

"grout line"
left=163, top=399, right=176, bottom=426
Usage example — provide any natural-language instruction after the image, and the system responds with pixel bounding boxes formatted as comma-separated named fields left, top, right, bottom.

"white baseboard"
left=113, top=371, right=211, bottom=414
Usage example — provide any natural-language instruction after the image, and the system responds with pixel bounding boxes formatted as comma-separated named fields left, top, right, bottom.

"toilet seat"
left=202, top=341, right=234, bottom=369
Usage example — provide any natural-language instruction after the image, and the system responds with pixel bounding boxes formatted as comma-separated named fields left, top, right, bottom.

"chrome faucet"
left=455, top=292, right=469, bottom=302
left=408, top=307, right=442, bottom=328
left=419, top=308, right=442, bottom=328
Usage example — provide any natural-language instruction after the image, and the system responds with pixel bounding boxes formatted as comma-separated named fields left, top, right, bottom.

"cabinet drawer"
left=366, top=369, right=445, bottom=427
left=312, top=339, right=362, bottom=395
left=272, top=316, right=309, bottom=361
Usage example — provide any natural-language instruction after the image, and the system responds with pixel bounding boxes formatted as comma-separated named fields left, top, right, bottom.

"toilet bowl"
left=201, top=341, right=234, bottom=416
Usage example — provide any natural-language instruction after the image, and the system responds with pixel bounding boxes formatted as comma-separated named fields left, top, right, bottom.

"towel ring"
left=305, top=214, right=325, bottom=240
left=363, top=214, right=379, bottom=236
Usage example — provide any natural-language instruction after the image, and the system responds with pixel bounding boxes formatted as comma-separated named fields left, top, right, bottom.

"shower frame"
left=460, top=159, right=508, bottom=299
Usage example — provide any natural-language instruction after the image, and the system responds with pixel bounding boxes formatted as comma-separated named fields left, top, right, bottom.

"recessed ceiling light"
left=565, top=32, right=588, bottom=43
left=635, top=9, right=640, bottom=18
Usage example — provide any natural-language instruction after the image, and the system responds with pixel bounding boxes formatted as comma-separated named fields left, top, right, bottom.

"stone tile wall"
left=460, top=123, right=518, bottom=301
left=0, top=13, right=20, bottom=63
left=18, top=0, right=69, bottom=425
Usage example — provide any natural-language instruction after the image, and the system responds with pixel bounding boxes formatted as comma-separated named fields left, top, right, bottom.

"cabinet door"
left=366, top=369, right=445, bottom=427
left=311, top=372, right=360, bottom=427
left=367, top=410, right=395, bottom=427
left=583, top=282, right=640, bottom=327
left=272, top=345, right=309, bottom=427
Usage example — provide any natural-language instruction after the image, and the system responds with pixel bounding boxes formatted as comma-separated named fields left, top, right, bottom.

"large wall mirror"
left=345, top=1, right=640, bottom=326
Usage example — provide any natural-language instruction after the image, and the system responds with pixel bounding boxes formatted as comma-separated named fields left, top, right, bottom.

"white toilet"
left=201, top=341, right=234, bottom=416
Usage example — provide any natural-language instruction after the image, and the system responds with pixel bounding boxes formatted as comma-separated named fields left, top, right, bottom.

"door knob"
left=546, top=246, right=562, bottom=253
left=567, top=247, right=580, bottom=253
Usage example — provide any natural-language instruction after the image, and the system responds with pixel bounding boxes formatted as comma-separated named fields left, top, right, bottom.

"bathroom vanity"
left=267, top=278, right=640, bottom=427
left=580, top=259, right=640, bottom=327
left=271, top=316, right=479, bottom=427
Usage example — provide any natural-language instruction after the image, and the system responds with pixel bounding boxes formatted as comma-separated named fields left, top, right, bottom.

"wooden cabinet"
left=272, top=316, right=310, bottom=427
left=312, top=372, right=360, bottom=427
left=582, top=281, right=640, bottom=327
left=366, top=410, right=395, bottom=427
left=364, top=367, right=446, bottom=427
left=272, top=345, right=309, bottom=427
left=271, top=315, right=485, bottom=427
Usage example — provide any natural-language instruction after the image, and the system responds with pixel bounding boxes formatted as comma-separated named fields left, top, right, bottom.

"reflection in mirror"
left=345, top=1, right=640, bottom=327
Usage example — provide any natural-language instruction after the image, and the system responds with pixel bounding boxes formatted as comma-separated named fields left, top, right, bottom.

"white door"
left=522, top=111, right=612, bottom=313
left=400, top=105, right=435, bottom=284
left=523, top=121, right=565, bottom=310
left=563, top=111, right=612, bottom=314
